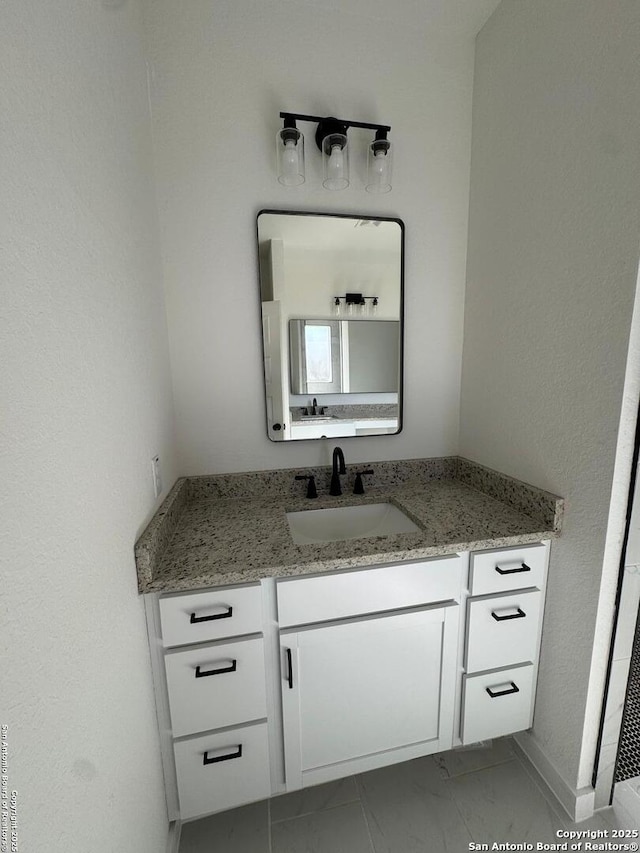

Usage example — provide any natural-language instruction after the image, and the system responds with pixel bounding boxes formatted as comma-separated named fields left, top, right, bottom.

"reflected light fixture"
left=333, top=293, right=379, bottom=316
left=277, top=112, right=392, bottom=192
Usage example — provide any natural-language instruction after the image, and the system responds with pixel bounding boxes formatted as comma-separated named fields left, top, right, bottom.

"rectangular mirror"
left=257, top=210, right=404, bottom=441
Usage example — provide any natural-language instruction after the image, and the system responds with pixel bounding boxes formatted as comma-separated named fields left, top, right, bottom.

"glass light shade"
left=276, top=128, right=305, bottom=186
left=366, top=138, right=392, bottom=194
left=322, top=133, right=349, bottom=190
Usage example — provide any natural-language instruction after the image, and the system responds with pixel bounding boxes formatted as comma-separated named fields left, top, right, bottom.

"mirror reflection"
left=257, top=210, right=404, bottom=441
left=289, top=319, right=400, bottom=395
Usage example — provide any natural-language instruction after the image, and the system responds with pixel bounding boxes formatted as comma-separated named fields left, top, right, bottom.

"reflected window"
left=304, top=324, right=333, bottom=383
left=289, top=318, right=398, bottom=395
left=290, top=320, right=342, bottom=394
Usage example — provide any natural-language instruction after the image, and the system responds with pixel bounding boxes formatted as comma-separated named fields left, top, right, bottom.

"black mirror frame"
left=256, top=208, right=405, bottom=442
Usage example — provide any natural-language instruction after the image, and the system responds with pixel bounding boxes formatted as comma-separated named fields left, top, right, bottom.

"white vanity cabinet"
left=145, top=541, right=551, bottom=822
left=277, top=556, right=464, bottom=790
left=460, top=542, right=550, bottom=744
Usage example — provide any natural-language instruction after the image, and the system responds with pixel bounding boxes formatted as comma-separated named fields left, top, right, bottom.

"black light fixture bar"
left=334, top=293, right=379, bottom=305
left=280, top=112, right=390, bottom=134
left=343, top=293, right=377, bottom=304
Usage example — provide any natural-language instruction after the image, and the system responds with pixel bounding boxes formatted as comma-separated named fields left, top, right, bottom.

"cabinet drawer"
left=174, top=723, right=270, bottom=820
left=159, top=585, right=262, bottom=647
left=470, top=544, right=546, bottom=596
left=461, top=663, right=534, bottom=744
left=465, top=590, right=542, bottom=673
left=165, top=637, right=267, bottom=737
left=277, top=556, right=463, bottom=628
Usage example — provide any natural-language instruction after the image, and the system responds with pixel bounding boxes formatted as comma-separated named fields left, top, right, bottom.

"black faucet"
left=330, top=447, right=346, bottom=496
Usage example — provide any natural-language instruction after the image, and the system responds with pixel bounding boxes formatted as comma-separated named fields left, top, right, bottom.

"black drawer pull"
left=495, top=562, right=531, bottom=576
left=286, top=648, right=293, bottom=689
left=491, top=607, right=526, bottom=622
left=203, top=745, right=242, bottom=765
left=195, top=660, right=237, bottom=678
left=190, top=606, right=233, bottom=624
left=486, top=682, right=520, bottom=698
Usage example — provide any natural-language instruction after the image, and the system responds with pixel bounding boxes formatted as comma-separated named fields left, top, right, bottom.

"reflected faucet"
left=330, top=446, right=346, bottom=496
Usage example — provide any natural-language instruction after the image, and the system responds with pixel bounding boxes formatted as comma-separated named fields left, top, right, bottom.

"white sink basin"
left=286, top=503, right=421, bottom=545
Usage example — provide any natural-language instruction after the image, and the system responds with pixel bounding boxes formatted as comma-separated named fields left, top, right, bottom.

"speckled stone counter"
left=135, top=457, right=563, bottom=594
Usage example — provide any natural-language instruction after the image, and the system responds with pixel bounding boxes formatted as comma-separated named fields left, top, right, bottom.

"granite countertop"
left=135, top=457, right=564, bottom=594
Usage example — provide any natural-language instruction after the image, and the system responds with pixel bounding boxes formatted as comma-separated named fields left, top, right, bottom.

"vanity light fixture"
left=277, top=112, right=392, bottom=192
left=366, top=130, right=392, bottom=194
left=333, top=293, right=379, bottom=315
left=276, top=116, right=305, bottom=186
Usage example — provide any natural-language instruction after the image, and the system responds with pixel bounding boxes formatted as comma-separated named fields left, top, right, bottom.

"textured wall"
left=144, top=0, right=500, bottom=474
left=1, top=0, right=177, bottom=850
left=460, top=0, right=640, bottom=791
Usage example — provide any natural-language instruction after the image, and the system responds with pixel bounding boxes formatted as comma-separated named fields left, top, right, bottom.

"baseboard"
left=167, top=820, right=181, bottom=853
left=514, top=732, right=595, bottom=823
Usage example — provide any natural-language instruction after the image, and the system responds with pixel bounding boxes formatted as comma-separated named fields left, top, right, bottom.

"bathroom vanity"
left=136, top=457, right=562, bottom=823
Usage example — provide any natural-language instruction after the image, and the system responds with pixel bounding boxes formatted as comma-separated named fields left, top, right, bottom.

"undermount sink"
left=299, top=415, right=338, bottom=422
left=286, top=502, right=421, bottom=545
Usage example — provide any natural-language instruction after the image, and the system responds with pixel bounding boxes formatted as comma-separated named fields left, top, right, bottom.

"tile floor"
left=178, top=739, right=640, bottom=853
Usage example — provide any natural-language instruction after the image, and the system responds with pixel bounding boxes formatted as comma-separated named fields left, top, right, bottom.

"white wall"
left=145, top=0, right=500, bottom=474
left=283, top=248, right=400, bottom=321
left=460, top=0, right=640, bottom=791
left=2, top=1, right=177, bottom=850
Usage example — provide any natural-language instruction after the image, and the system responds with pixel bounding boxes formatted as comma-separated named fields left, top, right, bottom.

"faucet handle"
left=353, top=469, right=374, bottom=495
left=295, top=474, right=318, bottom=499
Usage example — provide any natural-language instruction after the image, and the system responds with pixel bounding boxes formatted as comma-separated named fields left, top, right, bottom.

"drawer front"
left=470, top=544, right=546, bottom=596
left=159, top=585, right=262, bottom=647
left=461, top=663, right=534, bottom=744
left=465, top=589, right=542, bottom=673
left=174, top=723, right=270, bottom=820
left=277, top=556, right=463, bottom=628
left=165, top=637, right=267, bottom=737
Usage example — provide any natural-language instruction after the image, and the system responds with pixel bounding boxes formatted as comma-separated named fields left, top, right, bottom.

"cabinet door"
left=281, top=605, right=459, bottom=790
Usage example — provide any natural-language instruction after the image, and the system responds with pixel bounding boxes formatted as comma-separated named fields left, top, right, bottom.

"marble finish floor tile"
left=449, top=758, right=563, bottom=843
left=434, top=738, right=515, bottom=779
left=357, top=755, right=473, bottom=852
left=179, top=749, right=640, bottom=852
left=618, top=775, right=640, bottom=803
left=271, top=801, right=373, bottom=853
left=271, top=777, right=360, bottom=823
left=178, top=800, right=269, bottom=853
left=561, top=804, right=640, bottom=832
left=612, top=779, right=640, bottom=828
